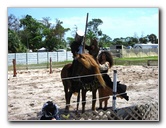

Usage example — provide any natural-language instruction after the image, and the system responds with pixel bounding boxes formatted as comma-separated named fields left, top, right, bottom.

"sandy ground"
left=7, top=65, right=159, bottom=120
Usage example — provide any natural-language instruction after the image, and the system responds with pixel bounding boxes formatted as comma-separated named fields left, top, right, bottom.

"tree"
left=42, top=19, right=70, bottom=51
left=19, top=15, right=44, bottom=51
left=85, top=31, right=97, bottom=45
left=41, top=17, right=52, bottom=28
left=71, top=25, right=78, bottom=37
left=148, top=34, right=157, bottom=44
left=8, top=29, right=27, bottom=53
left=66, top=37, right=74, bottom=46
left=8, top=14, right=20, bottom=32
left=87, top=19, right=103, bottom=38
left=99, top=34, right=112, bottom=48
left=139, top=37, right=148, bottom=44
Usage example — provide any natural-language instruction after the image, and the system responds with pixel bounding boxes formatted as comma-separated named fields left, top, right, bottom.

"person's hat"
left=76, top=30, right=84, bottom=37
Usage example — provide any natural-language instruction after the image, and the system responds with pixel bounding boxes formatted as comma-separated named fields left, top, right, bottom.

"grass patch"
left=114, top=56, right=158, bottom=61
left=114, top=56, right=158, bottom=65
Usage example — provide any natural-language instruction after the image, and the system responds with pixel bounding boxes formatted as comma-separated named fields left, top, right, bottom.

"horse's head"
left=71, top=53, right=106, bottom=88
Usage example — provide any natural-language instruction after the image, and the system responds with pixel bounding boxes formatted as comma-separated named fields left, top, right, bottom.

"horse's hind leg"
left=82, top=89, right=87, bottom=113
left=98, top=100, right=103, bottom=110
left=92, top=89, right=97, bottom=111
left=76, top=90, right=80, bottom=113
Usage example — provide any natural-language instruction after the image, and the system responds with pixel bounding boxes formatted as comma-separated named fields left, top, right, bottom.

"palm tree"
left=86, top=31, right=96, bottom=45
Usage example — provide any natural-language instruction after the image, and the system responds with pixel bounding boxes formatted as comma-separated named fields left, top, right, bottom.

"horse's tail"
left=93, top=66, right=106, bottom=88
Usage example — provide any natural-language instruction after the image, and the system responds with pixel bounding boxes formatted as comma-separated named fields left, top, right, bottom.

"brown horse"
left=61, top=63, right=82, bottom=113
left=71, top=53, right=129, bottom=111
left=71, top=53, right=106, bottom=113
left=61, top=39, right=101, bottom=113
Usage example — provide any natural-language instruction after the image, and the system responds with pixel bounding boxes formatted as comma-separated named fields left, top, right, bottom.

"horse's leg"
left=92, top=89, right=97, bottom=111
left=65, top=91, right=72, bottom=112
left=64, top=84, right=69, bottom=112
left=103, top=99, right=108, bottom=111
left=76, top=89, right=80, bottom=113
left=98, top=100, right=103, bottom=109
left=82, top=89, right=86, bottom=113
left=98, top=89, right=103, bottom=109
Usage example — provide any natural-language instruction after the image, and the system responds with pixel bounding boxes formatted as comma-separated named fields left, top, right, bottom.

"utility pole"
left=83, top=13, right=89, bottom=53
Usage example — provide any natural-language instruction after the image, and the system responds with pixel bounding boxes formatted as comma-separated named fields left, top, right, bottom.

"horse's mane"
left=76, top=53, right=106, bottom=88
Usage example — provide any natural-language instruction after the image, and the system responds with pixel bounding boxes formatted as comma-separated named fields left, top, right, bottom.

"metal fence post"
left=112, top=70, right=117, bottom=110
left=47, top=52, right=49, bottom=68
left=57, top=51, right=59, bottom=62
left=37, top=52, right=39, bottom=64
left=26, top=52, right=28, bottom=70
left=66, top=51, right=68, bottom=61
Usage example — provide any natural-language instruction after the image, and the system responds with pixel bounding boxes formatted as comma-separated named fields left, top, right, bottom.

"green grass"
left=114, top=56, right=158, bottom=65
left=115, top=56, right=158, bottom=61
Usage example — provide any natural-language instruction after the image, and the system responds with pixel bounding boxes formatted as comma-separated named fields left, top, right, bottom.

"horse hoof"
left=93, top=110, right=98, bottom=113
left=64, top=108, right=69, bottom=112
left=103, top=108, right=107, bottom=111
left=97, top=107, right=103, bottom=110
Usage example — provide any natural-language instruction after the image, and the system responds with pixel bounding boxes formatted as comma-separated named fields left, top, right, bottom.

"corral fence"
left=8, top=51, right=73, bottom=66
left=8, top=49, right=158, bottom=70
left=59, top=102, right=158, bottom=120
left=9, top=102, right=158, bottom=120
left=8, top=51, right=73, bottom=70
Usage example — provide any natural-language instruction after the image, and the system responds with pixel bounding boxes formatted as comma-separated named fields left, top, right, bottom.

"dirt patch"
left=7, top=66, right=159, bottom=120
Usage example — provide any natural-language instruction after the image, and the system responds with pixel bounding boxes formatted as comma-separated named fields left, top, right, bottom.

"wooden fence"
left=8, top=102, right=158, bottom=121
left=59, top=102, right=158, bottom=120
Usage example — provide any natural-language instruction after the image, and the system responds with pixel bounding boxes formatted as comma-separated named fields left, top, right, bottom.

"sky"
left=8, top=7, right=159, bottom=40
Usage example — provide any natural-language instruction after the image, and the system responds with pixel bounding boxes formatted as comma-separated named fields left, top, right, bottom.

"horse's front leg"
left=82, top=89, right=86, bottom=113
left=103, top=99, right=108, bottom=111
left=92, top=89, right=97, bottom=111
left=76, top=89, right=80, bottom=113
left=65, top=91, right=72, bottom=112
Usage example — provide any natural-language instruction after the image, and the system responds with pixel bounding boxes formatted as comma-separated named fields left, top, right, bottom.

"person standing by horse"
left=97, top=51, right=129, bottom=109
left=97, top=51, right=129, bottom=96
left=97, top=51, right=114, bottom=88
